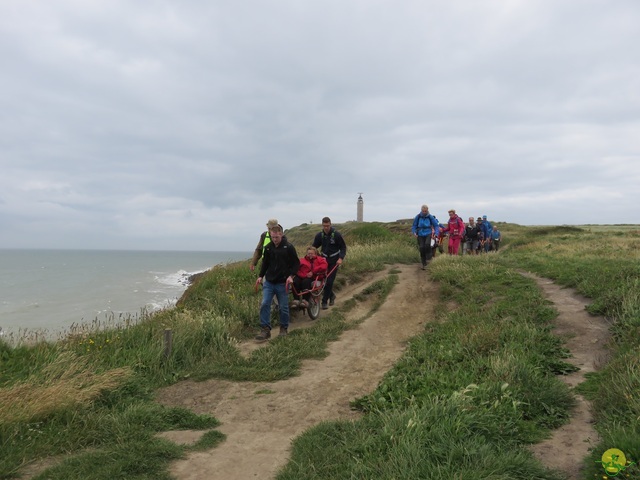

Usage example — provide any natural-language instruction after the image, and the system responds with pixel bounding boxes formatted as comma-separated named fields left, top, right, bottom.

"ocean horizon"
left=0, top=249, right=251, bottom=341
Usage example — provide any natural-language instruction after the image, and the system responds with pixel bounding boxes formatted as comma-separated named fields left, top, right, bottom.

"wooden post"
left=163, top=328, right=173, bottom=360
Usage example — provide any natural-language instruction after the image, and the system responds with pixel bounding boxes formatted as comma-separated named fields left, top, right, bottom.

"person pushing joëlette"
left=312, top=217, right=347, bottom=310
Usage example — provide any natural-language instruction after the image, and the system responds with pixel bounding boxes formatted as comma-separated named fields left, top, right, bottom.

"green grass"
left=281, top=254, right=577, bottom=479
left=498, top=224, right=640, bottom=479
left=0, top=227, right=405, bottom=478
left=1, top=386, right=221, bottom=479
left=281, top=403, right=566, bottom=480
left=1, top=221, right=639, bottom=479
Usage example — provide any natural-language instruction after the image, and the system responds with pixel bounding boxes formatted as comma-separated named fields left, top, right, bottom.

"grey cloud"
left=1, top=1, right=639, bottom=250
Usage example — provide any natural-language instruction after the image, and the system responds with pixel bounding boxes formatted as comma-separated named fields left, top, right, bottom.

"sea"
left=0, top=249, right=250, bottom=341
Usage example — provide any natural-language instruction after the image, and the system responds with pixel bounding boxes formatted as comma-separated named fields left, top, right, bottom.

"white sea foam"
left=0, top=249, right=250, bottom=338
left=155, top=269, right=205, bottom=287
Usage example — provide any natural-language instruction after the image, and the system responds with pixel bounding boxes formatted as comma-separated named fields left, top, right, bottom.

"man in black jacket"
left=463, top=217, right=480, bottom=255
left=250, top=218, right=279, bottom=271
left=312, top=217, right=347, bottom=310
left=256, top=225, right=299, bottom=340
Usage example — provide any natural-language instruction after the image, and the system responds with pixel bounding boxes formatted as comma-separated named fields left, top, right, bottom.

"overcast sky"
left=1, top=1, right=638, bottom=251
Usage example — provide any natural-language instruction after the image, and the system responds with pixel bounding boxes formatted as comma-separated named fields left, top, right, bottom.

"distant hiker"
left=430, top=216, right=442, bottom=258
left=463, top=217, right=480, bottom=255
left=292, top=246, right=328, bottom=309
left=481, top=215, right=493, bottom=252
left=437, top=228, right=446, bottom=255
left=255, top=224, right=299, bottom=340
left=313, top=217, right=347, bottom=309
left=491, top=225, right=502, bottom=251
left=250, top=218, right=280, bottom=272
left=411, top=204, right=437, bottom=269
left=440, top=209, right=465, bottom=255
left=476, top=217, right=486, bottom=253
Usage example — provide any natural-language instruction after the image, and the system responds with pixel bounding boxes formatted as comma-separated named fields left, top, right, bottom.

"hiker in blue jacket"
left=481, top=215, right=493, bottom=252
left=412, top=204, right=437, bottom=269
left=491, top=225, right=502, bottom=251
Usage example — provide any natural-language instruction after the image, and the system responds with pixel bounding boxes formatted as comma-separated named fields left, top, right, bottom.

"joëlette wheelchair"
left=257, top=264, right=337, bottom=321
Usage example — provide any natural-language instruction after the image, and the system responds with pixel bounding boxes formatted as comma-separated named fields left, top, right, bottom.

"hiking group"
left=251, top=209, right=500, bottom=340
left=251, top=217, right=346, bottom=342
left=412, top=205, right=502, bottom=269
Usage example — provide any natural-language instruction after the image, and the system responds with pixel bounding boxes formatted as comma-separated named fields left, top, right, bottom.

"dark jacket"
left=312, top=228, right=347, bottom=264
left=259, top=236, right=300, bottom=284
left=251, top=231, right=270, bottom=267
left=464, top=224, right=479, bottom=241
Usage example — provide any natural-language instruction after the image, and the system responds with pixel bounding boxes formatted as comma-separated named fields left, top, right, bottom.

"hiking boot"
left=278, top=326, right=288, bottom=337
left=300, top=300, right=309, bottom=309
left=255, top=327, right=271, bottom=341
left=321, top=302, right=328, bottom=310
left=329, top=293, right=336, bottom=306
left=290, top=300, right=300, bottom=308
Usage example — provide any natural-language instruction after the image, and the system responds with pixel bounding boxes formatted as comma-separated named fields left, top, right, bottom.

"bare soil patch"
left=155, top=264, right=437, bottom=479
left=524, top=272, right=610, bottom=480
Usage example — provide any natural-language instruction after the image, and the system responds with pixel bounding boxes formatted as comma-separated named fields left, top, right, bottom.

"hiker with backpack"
left=250, top=218, right=280, bottom=271
left=463, top=217, right=480, bottom=255
left=481, top=215, right=493, bottom=252
left=255, top=224, right=300, bottom=341
left=440, top=209, right=466, bottom=255
left=411, top=204, right=438, bottom=269
left=312, top=217, right=347, bottom=310
left=476, top=217, right=486, bottom=253
left=491, top=225, right=502, bottom=251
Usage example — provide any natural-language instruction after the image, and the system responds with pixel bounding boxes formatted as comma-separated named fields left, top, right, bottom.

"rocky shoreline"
left=185, top=271, right=207, bottom=285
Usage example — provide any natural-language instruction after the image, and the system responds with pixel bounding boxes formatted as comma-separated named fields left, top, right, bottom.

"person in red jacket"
left=440, top=209, right=466, bottom=255
left=292, top=246, right=328, bottom=308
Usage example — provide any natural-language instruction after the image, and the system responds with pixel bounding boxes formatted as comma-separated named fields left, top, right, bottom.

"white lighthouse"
left=357, top=193, right=364, bottom=222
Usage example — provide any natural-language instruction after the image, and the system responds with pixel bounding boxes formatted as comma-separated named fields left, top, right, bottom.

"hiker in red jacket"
left=440, top=209, right=466, bottom=255
left=292, top=246, right=328, bottom=308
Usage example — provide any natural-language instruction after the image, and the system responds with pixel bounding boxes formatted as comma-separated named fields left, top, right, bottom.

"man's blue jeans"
left=260, top=279, right=290, bottom=329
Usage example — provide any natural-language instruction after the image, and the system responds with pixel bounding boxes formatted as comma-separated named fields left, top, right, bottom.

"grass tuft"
left=0, top=352, right=131, bottom=425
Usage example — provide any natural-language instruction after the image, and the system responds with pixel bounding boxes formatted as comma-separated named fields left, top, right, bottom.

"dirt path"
left=156, top=264, right=437, bottom=479
left=155, top=268, right=611, bottom=480
left=16, top=265, right=612, bottom=479
left=524, top=273, right=610, bottom=480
